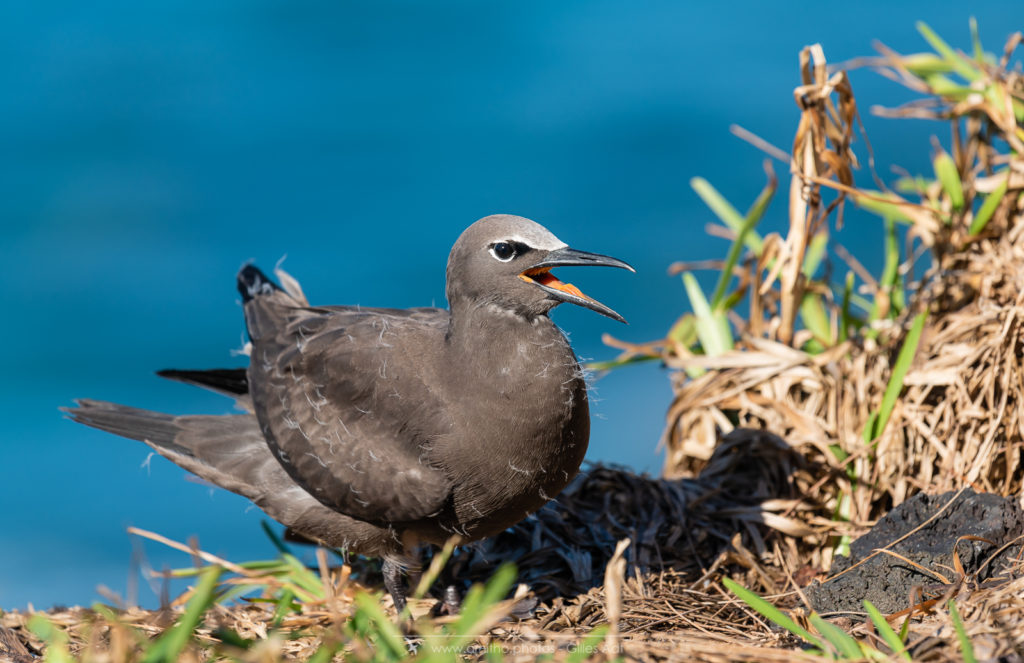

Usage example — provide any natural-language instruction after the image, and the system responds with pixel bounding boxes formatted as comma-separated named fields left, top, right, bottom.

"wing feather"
left=246, top=300, right=453, bottom=524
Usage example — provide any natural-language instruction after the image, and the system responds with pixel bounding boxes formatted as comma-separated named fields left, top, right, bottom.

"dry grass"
left=634, top=29, right=1024, bottom=548
left=4, top=23, right=1024, bottom=663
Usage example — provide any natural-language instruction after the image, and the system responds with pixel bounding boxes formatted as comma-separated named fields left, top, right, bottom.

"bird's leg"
left=428, top=584, right=462, bottom=616
left=439, top=585, right=462, bottom=615
left=383, top=560, right=420, bottom=649
left=382, top=558, right=408, bottom=616
left=406, top=566, right=423, bottom=595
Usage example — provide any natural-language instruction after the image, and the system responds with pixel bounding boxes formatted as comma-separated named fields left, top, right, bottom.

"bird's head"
left=446, top=215, right=634, bottom=323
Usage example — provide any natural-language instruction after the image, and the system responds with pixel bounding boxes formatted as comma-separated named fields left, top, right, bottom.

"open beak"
left=518, top=247, right=634, bottom=323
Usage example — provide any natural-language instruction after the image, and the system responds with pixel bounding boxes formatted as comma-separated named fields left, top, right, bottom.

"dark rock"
left=806, top=489, right=1024, bottom=614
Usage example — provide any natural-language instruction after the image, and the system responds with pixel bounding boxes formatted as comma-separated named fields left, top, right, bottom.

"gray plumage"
left=65, top=214, right=633, bottom=610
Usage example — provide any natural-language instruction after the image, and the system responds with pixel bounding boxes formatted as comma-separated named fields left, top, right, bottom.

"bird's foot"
left=402, top=635, right=421, bottom=654
left=429, top=585, right=462, bottom=616
left=428, top=586, right=538, bottom=620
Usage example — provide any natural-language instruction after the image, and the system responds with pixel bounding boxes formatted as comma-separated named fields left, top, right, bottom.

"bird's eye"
left=490, top=242, right=516, bottom=262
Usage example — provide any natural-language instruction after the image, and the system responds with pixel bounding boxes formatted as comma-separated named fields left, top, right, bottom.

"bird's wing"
left=246, top=298, right=454, bottom=525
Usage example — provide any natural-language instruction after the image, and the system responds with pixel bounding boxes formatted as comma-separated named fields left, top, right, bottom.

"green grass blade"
left=307, top=639, right=344, bottom=663
left=901, top=52, right=955, bottom=76
left=708, top=177, right=775, bottom=310
left=456, top=585, right=486, bottom=629
left=969, top=17, right=985, bottom=63
left=854, top=190, right=916, bottom=224
left=143, top=565, right=223, bottom=663
left=827, top=438, right=857, bottom=561
left=869, top=217, right=902, bottom=324
left=445, top=563, right=518, bottom=652
left=861, top=412, right=880, bottom=445
left=280, top=553, right=326, bottom=599
left=710, top=216, right=756, bottom=311
left=839, top=272, right=854, bottom=343
left=863, top=600, right=910, bottom=660
left=922, top=73, right=973, bottom=99
left=718, top=288, right=747, bottom=319
left=238, top=559, right=296, bottom=570
left=809, top=614, right=862, bottom=659
left=948, top=599, right=977, bottom=663
left=835, top=496, right=853, bottom=557
left=721, top=577, right=824, bottom=650
left=413, top=536, right=459, bottom=601
left=567, top=625, right=608, bottom=663
left=260, top=520, right=293, bottom=555
left=895, top=174, right=933, bottom=194
left=668, top=313, right=697, bottom=346
left=211, top=627, right=256, bottom=650
left=352, top=591, right=408, bottom=660
left=585, top=354, right=660, bottom=372
left=802, top=233, right=828, bottom=278
left=969, top=175, right=1009, bottom=235
left=27, top=616, right=74, bottom=663
left=271, top=588, right=300, bottom=627
left=419, top=567, right=520, bottom=662
left=933, top=149, right=965, bottom=211
left=916, top=21, right=980, bottom=82
left=848, top=292, right=873, bottom=315
left=486, top=642, right=506, bottom=663
left=691, top=177, right=764, bottom=253
left=886, top=218, right=905, bottom=313
left=683, top=273, right=733, bottom=356
left=667, top=313, right=705, bottom=379
left=216, top=582, right=266, bottom=604
left=865, top=311, right=927, bottom=442
left=742, top=176, right=776, bottom=232
left=800, top=294, right=831, bottom=348
left=479, top=563, right=517, bottom=607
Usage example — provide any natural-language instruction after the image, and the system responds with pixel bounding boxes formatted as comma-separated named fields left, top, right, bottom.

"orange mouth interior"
left=519, top=267, right=589, bottom=300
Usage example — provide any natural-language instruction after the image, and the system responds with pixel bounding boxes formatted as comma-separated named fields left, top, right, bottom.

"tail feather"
left=157, top=368, right=249, bottom=396
left=64, top=399, right=400, bottom=556
left=237, top=265, right=281, bottom=304
left=63, top=400, right=315, bottom=524
left=64, top=399, right=185, bottom=451
left=237, top=265, right=301, bottom=342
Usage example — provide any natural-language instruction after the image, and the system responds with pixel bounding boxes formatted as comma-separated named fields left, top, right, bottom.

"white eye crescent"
left=489, top=242, right=516, bottom=262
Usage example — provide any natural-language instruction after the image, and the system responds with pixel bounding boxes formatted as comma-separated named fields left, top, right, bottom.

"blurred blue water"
left=1, top=1, right=1016, bottom=609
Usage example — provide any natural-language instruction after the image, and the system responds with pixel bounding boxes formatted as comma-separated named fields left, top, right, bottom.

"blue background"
left=2, top=1, right=1017, bottom=609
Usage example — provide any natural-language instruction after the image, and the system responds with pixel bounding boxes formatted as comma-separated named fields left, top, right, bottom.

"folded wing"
left=240, top=267, right=453, bottom=526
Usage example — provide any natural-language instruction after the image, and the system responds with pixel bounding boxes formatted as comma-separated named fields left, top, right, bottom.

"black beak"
left=528, top=247, right=636, bottom=273
left=520, top=247, right=634, bottom=324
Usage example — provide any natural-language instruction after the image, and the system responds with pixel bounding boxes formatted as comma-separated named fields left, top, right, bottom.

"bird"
left=65, top=214, right=633, bottom=613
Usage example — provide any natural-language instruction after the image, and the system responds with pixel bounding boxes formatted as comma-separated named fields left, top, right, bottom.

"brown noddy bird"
left=65, top=214, right=633, bottom=612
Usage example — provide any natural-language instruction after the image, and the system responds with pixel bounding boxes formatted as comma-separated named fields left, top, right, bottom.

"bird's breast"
left=436, top=319, right=591, bottom=534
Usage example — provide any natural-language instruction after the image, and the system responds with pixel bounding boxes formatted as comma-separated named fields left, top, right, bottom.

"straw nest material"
left=654, top=40, right=1024, bottom=565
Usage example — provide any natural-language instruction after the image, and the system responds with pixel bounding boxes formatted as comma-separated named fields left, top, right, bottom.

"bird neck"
left=445, top=298, right=557, bottom=351
left=442, top=299, right=582, bottom=405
